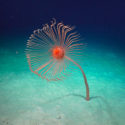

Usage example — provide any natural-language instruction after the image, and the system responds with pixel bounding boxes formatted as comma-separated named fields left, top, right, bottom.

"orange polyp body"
left=52, top=46, right=65, bottom=60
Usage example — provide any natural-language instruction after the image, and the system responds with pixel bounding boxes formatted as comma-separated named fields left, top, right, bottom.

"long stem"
left=65, top=56, right=89, bottom=101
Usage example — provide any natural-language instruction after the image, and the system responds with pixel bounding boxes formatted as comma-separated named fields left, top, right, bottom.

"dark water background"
left=0, top=0, right=125, bottom=54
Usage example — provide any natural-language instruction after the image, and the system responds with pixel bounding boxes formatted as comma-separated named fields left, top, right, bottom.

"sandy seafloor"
left=0, top=36, right=125, bottom=125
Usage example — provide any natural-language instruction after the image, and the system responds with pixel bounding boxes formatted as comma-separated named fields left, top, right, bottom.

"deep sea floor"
left=0, top=36, right=125, bottom=125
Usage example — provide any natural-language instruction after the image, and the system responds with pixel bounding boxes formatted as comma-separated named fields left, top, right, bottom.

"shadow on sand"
left=41, top=93, right=118, bottom=125
left=41, top=93, right=100, bottom=105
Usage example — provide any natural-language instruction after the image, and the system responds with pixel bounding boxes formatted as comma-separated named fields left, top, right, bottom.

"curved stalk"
left=65, top=56, right=89, bottom=101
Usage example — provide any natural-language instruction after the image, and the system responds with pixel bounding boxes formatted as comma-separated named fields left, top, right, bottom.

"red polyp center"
left=52, top=46, right=65, bottom=60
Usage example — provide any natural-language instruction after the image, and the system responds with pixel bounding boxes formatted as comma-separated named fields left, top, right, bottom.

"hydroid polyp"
left=26, top=19, right=89, bottom=101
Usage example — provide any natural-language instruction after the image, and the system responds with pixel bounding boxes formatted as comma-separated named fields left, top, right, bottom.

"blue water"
left=0, top=34, right=124, bottom=125
left=0, top=0, right=125, bottom=124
